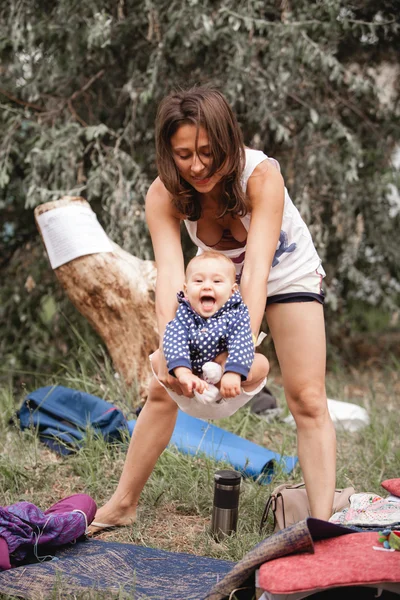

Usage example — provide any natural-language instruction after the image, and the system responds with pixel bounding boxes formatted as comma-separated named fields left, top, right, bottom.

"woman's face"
left=170, top=124, right=223, bottom=194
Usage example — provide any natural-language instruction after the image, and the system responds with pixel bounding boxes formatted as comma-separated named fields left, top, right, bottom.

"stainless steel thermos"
left=211, top=469, right=241, bottom=540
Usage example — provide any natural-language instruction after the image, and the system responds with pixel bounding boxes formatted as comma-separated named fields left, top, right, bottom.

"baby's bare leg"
left=213, top=351, right=228, bottom=368
left=242, top=353, right=269, bottom=392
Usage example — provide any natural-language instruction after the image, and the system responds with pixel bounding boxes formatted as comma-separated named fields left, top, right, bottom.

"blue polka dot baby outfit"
left=163, top=290, right=254, bottom=380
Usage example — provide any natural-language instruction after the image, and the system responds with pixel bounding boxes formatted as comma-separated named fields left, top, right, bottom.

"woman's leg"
left=242, top=353, right=270, bottom=392
left=89, top=373, right=178, bottom=532
left=266, top=301, right=336, bottom=520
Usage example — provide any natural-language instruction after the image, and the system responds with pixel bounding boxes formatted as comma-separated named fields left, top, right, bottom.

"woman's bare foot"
left=87, top=500, right=137, bottom=535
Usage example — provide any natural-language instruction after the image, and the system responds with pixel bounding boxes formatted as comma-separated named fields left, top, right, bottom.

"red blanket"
left=259, top=531, right=400, bottom=594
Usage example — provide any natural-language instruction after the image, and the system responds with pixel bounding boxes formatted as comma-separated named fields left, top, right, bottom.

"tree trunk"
left=34, top=196, right=158, bottom=399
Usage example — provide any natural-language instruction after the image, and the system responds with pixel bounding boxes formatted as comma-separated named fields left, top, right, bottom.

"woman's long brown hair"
left=155, top=86, right=247, bottom=220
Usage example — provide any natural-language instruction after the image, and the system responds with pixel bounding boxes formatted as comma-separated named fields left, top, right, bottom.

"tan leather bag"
left=260, top=482, right=355, bottom=533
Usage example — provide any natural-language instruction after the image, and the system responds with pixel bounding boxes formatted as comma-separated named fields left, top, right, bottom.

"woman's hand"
left=152, top=349, right=185, bottom=395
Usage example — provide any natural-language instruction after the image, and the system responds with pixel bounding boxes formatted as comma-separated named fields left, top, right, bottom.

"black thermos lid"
left=214, top=469, right=242, bottom=486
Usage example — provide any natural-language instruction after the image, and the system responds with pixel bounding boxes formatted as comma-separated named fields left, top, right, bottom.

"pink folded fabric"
left=382, top=478, right=400, bottom=497
left=258, top=531, right=400, bottom=594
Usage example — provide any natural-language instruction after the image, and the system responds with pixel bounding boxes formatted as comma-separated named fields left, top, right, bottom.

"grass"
left=0, top=346, right=399, bottom=599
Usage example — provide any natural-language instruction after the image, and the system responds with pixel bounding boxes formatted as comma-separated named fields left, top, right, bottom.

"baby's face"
left=184, top=257, right=237, bottom=318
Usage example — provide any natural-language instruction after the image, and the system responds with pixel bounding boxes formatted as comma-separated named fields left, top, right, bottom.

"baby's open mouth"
left=200, top=295, right=215, bottom=310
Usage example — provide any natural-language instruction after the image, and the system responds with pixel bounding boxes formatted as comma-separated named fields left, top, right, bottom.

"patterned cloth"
left=163, top=290, right=254, bottom=379
left=330, top=492, right=400, bottom=527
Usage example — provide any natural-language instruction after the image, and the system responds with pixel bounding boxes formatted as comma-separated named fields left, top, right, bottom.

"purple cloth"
left=0, top=538, right=10, bottom=570
left=0, top=494, right=96, bottom=569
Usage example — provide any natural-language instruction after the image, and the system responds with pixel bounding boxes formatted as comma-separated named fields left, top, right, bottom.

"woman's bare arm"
left=240, top=161, right=285, bottom=336
left=145, top=177, right=186, bottom=392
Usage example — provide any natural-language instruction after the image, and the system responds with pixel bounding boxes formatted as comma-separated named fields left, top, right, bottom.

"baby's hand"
left=220, top=372, right=242, bottom=398
left=174, top=368, right=208, bottom=397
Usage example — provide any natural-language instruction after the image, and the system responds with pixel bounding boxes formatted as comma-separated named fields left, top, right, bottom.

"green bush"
left=1, top=0, right=399, bottom=375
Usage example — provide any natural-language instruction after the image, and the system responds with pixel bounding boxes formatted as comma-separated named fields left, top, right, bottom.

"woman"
left=90, top=87, right=336, bottom=532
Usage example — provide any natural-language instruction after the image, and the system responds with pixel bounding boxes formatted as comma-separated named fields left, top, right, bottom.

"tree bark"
left=34, top=196, right=158, bottom=398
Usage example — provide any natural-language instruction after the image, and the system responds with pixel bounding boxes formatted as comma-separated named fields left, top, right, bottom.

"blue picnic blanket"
left=0, top=539, right=234, bottom=599
left=18, top=386, right=297, bottom=479
left=18, top=386, right=129, bottom=455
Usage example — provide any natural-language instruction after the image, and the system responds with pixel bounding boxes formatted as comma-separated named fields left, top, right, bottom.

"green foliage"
left=0, top=0, right=399, bottom=372
left=0, top=240, right=105, bottom=383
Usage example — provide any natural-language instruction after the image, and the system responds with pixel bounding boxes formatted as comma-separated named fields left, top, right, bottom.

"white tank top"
left=184, top=148, right=324, bottom=297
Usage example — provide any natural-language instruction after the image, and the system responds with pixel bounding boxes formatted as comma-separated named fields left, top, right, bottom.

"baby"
left=155, top=251, right=269, bottom=419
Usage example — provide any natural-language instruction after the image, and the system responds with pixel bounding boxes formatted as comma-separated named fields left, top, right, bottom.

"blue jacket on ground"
left=163, top=290, right=254, bottom=380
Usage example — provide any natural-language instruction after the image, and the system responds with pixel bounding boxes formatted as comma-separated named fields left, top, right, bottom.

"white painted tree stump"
left=34, top=196, right=158, bottom=398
